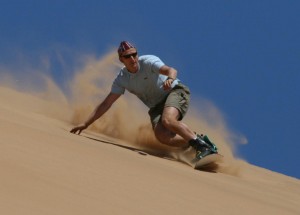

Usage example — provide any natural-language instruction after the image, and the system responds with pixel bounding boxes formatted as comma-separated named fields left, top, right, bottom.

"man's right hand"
left=70, top=123, right=88, bottom=135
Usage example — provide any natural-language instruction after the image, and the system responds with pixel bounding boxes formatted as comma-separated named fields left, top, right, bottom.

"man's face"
left=119, top=48, right=139, bottom=73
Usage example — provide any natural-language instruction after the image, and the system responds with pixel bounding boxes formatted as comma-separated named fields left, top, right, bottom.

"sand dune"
left=0, top=52, right=299, bottom=215
left=1, top=84, right=300, bottom=215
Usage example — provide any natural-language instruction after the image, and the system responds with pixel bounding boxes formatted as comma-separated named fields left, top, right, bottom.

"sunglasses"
left=122, top=52, right=138, bottom=59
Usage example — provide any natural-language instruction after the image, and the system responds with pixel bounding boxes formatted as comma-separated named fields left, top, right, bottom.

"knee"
left=161, top=116, right=174, bottom=129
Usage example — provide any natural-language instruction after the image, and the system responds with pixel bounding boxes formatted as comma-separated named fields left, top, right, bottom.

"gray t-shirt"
left=111, top=55, right=179, bottom=108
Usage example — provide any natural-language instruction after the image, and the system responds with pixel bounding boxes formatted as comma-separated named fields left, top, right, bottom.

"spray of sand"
left=0, top=50, right=248, bottom=176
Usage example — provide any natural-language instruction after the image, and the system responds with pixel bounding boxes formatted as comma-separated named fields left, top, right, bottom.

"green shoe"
left=189, top=136, right=214, bottom=160
left=195, top=147, right=213, bottom=160
left=198, top=134, right=218, bottom=153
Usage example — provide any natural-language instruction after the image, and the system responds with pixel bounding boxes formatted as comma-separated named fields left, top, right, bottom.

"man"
left=70, top=41, right=217, bottom=159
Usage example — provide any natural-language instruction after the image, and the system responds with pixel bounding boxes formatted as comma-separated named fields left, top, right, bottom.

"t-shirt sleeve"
left=143, top=55, right=165, bottom=73
left=111, top=76, right=125, bottom=95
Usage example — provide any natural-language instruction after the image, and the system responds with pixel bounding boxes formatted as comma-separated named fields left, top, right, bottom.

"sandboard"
left=193, top=153, right=223, bottom=170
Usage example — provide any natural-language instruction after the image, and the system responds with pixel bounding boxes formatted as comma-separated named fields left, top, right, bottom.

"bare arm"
left=159, top=65, right=177, bottom=90
left=70, top=93, right=121, bottom=134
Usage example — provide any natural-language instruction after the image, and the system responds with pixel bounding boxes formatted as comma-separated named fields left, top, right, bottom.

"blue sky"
left=1, top=0, right=299, bottom=178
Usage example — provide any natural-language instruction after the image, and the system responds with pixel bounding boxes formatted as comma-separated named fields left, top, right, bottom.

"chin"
left=132, top=65, right=138, bottom=71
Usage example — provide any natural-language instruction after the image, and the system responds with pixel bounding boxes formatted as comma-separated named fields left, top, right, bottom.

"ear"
left=119, top=56, right=124, bottom=63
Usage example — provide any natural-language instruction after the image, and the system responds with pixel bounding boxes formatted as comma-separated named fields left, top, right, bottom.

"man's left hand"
left=163, top=78, right=174, bottom=90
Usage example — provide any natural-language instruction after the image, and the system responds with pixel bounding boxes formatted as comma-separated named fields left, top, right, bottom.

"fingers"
left=70, top=128, right=77, bottom=134
left=70, top=127, right=82, bottom=135
left=70, top=123, right=88, bottom=135
left=163, top=79, right=173, bottom=90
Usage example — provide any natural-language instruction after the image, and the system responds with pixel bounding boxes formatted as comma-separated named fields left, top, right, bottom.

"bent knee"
left=161, top=116, right=176, bottom=129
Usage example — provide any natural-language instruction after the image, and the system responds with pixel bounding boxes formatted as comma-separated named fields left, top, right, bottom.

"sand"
left=0, top=85, right=299, bottom=215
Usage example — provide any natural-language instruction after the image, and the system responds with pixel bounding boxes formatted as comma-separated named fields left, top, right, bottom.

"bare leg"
left=154, top=122, right=186, bottom=147
left=154, top=106, right=196, bottom=148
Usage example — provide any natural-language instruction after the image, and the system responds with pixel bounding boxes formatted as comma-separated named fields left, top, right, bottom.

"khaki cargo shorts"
left=148, top=83, right=190, bottom=128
